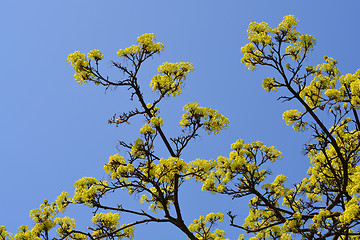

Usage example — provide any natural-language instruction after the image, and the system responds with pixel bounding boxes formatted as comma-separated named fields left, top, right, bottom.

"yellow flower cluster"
left=54, top=216, right=76, bottom=239
left=262, top=77, right=278, bottom=92
left=188, top=213, right=229, bottom=240
left=351, top=79, right=360, bottom=96
left=119, top=224, right=135, bottom=239
left=8, top=196, right=89, bottom=240
left=349, top=71, right=360, bottom=108
left=347, top=166, right=360, bottom=195
left=146, top=103, right=160, bottom=116
left=324, top=88, right=341, bottom=101
left=306, top=119, right=360, bottom=199
left=282, top=109, right=301, bottom=125
left=299, top=57, right=340, bottom=108
left=67, top=51, right=97, bottom=84
left=240, top=43, right=262, bottom=70
left=104, top=153, right=190, bottom=213
left=29, top=199, right=58, bottom=234
left=91, top=212, right=120, bottom=237
left=117, top=33, right=164, bottom=57
left=247, top=22, right=272, bottom=46
left=341, top=70, right=360, bottom=107
left=139, top=160, right=157, bottom=180
left=282, top=110, right=307, bottom=131
left=180, top=102, right=230, bottom=135
left=244, top=203, right=303, bottom=240
left=14, top=225, right=41, bottom=240
left=137, top=33, right=165, bottom=53
left=339, top=197, right=360, bottom=224
left=150, top=62, right=194, bottom=96
left=130, top=138, right=146, bottom=158
left=117, top=45, right=139, bottom=57
left=285, top=44, right=302, bottom=61
left=139, top=157, right=187, bottom=211
left=87, top=49, right=104, bottom=61
left=312, top=209, right=331, bottom=228
left=241, top=15, right=315, bottom=71
left=272, top=15, right=299, bottom=42
left=316, top=56, right=339, bottom=76
left=89, top=211, right=134, bottom=239
left=300, top=84, right=321, bottom=108
left=0, top=226, right=12, bottom=240
left=261, top=174, right=289, bottom=197
left=186, top=158, right=217, bottom=182
left=12, top=200, right=60, bottom=240
left=149, top=116, right=163, bottom=127
left=298, top=34, right=316, bottom=52
left=55, top=191, right=70, bottom=213
left=158, top=157, right=187, bottom=182
left=72, top=177, right=108, bottom=207
left=104, top=154, right=135, bottom=180
left=140, top=123, right=155, bottom=135
left=243, top=205, right=278, bottom=239
left=192, top=139, right=282, bottom=195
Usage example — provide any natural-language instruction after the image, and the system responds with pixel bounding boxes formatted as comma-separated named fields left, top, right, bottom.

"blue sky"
left=1, top=1, right=360, bottom=239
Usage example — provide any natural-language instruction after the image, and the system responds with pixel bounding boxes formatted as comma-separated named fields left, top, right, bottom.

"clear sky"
left=1, top=1, right=360, bottom=239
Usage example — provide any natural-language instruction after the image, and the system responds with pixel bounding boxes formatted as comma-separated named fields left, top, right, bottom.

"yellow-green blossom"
left=150, top=62, right=194, bottom=96
left=180, top=102, right=230, bottom=135
left=117, top=33, right=164, bottom=57
left=140, top=124, right=155, bottom=135
left=67, top=51, right=93, bottom=84
left=87, top=49, right=104, bottom=61
left=262, top=77, right=278, bottom=92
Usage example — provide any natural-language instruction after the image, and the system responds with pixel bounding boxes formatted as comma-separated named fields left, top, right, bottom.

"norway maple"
left=2, top=15, right=360, bottom=240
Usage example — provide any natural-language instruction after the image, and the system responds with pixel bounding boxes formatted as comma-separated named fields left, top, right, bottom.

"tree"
left=1, top=15, right=360, bottom=240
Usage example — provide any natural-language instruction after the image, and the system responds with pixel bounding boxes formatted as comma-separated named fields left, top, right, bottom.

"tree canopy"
left=2, top=15, right=360, bottom=240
